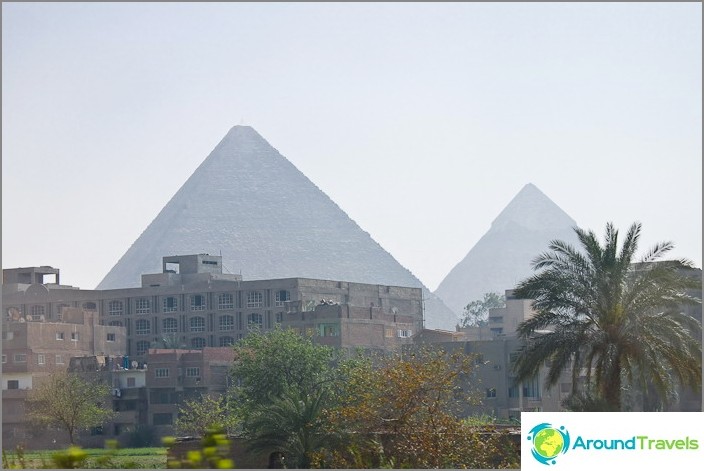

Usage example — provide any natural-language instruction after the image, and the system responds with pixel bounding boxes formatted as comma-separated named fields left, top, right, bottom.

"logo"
left=527, top=423, right=571, bottom=465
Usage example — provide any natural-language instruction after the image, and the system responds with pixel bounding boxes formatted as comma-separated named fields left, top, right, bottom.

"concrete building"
left=142, top=347, right=234, bottom=437
left=2, top=254, right=425, bottom=448
left=3, top=254, right=424, bottom=361
left=420, top=267, right=703, bottom=419
left=414, top=291, right=570, bottom=420
left=1, top=304, right=127, bottom=448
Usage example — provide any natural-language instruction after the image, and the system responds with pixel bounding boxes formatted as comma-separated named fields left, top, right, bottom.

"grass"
left=2, top=446, right=168, bottom=469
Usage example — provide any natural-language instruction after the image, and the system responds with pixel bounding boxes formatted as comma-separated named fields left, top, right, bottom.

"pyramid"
left=434, top=183, right=579, bottom=315
left=97, top=126, right=456, bottom=330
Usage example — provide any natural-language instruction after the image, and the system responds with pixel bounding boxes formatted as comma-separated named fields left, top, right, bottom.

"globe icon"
left=533, top=428, right=564, bottom=459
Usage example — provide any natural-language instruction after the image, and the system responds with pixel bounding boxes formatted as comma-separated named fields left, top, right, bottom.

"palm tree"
left=512, top=222, right=701, bottom=411
left=245, top=387, right=330, bottom=468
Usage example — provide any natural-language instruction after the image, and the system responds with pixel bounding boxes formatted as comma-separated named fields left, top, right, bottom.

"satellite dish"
left=39, top=315, right=46, bottom=322
left=8, top=307, right=20, bottom=321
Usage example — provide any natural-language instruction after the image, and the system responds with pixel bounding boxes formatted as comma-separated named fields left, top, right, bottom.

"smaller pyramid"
left=434, top=183, right=579, bottom=316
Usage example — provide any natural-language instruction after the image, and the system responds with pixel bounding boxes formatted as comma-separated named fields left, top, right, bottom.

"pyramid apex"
left=225, top=124, right=258, bottom=136
left=490, top=183, right=576, bottom=233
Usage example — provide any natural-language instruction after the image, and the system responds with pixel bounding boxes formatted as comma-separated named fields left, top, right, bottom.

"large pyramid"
left=434, top=183, right=579, bottom=315
left=97, top=126, right=456, bottom=330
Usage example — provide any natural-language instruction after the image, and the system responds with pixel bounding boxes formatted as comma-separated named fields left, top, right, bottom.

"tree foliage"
left=230, top=326, right=338, bottom=409
left=513, top=222, right=702, bottom=411
left=460, top=292, right=506, bottom=327
left=316, top=347, right=518, bottom=469
left=246, top=387, right=331, bottom=469
left=228, top=328, right=519, bottom=468
left=174, top=394, right=238, bottom=438
left=26, top=372, right=115, bottom=444
left=230, top=327, right=340, bottom=465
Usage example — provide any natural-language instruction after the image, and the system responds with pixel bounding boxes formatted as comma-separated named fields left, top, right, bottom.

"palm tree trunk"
left=602, top=359, right=622, bottom=411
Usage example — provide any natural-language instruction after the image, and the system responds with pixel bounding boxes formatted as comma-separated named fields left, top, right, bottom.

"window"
left=109, top=321, right=123, bottom=327
left=56, top=332, right=65, bottom=340
left=219, top=315, right=234, bottom=331
left=247, top=291, right=263, bottom=308
left=247, top=313, right=263, bottom=329
left=153, top=413, right=173, bottom=426
left=107, top=333, right=116, bottom=342
left=155, top=368, right=169, bottom=378
left=274, top=290, right=290, bottom=307
left=191, top=337, right=206, bottom=349
left=135, top=298, right=150, bottom=314
left=486, top=388, right=497, bottom=398
left=186, top=367, right=200, bottom=377
left=397, top=329, right=413, bottom=338
left=2, top=331, right=14, bottom=340
left=190, top=316, right=205, bottom=332
left=219, top=336, right=235, bottom=347
left=108, top=301, right=123, bottom=316
left=127, top=377, right=136, bottom=387
left=83, top=302, right=97, bottom=310
left=31, top=305, right=45, bottom=320
left=218, top=293, right=234, bottom=310
left=71, top=332, right=80, bottom=341
left=150, top=391, right=175, bottom=404
left=135, top=319, right=151, bottom=335
left=37, top=354, right=46, bottom=365
left=136, top=340, right=150, bottom=355
left=14, top=354, right=26, bottom=363
left=275, top=312, right=283, bottom=323
left=163, top=296, right=178, bottom=312
left=2, top=354, right=7, bottom=363
left=523, top=376, right=541, bottom=399
left=318, top=323, right=340, bottom=337
left=190, top=294, right=205, bottom=311
left=162, top=318, right=178, bottom=333
left=55, top=355, right=64, bottom=365
left=7, top=380, right=19, bottom=390
left=56, top=304, right=69, bottom=321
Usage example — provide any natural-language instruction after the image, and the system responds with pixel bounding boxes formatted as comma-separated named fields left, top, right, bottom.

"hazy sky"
left=2, top=2, right=702, bottom=292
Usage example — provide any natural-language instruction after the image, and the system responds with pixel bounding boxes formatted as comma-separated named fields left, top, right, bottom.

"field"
left=2, top=446, right=168, bottom=469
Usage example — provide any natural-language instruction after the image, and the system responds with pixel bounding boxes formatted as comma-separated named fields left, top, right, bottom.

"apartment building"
left=1, top=305, right=127, bottom=448
left=3, top=254, right=424, bottom=360
left=2, top=254, right=425, bottom=448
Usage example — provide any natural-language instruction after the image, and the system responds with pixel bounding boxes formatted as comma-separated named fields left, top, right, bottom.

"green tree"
left=460, top=292, right=506, bottom=327
left=230, top=327, right=340, bottom=467
left=246, top=387, right=331, bottom=468
left=26, top=372, right=115, bottom=444
left=174, top=393, right=238, bottom=438
left=230, top=327, right=338, bottom=411
left=512, top=222, right=702, bottom=411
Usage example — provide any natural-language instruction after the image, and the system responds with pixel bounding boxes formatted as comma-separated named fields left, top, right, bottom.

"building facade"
left=1, top=306, right=127, bottom=448
left=2, top=254, right=425, bottom=448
